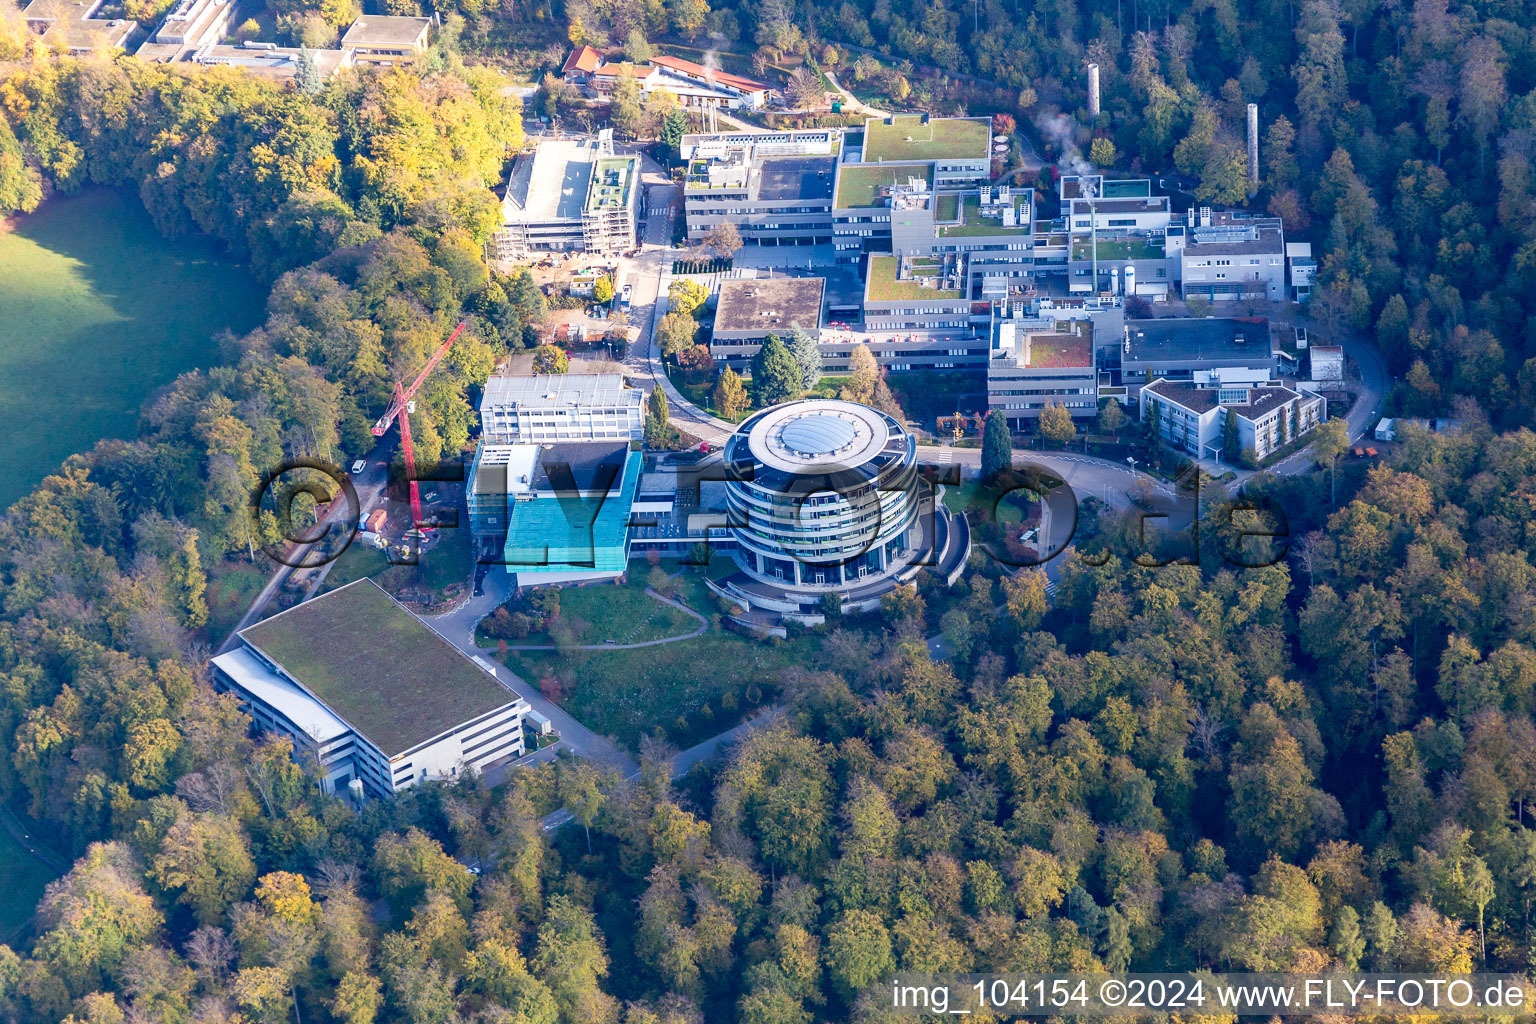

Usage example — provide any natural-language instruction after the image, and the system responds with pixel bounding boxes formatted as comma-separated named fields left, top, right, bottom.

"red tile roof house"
left=561, top=44, right=602, bottom=85
left=562, top=47, right=772, bottom=110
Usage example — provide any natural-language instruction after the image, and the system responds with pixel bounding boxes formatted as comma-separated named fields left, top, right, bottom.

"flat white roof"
left=481, top=373, right=637, bottom=410
left=211, top=648, right=352, bottom=745
left=503, top=139, right=599, bottom=223
left=476, top=444, right=542, bottom=495
left=341, top=14, right=430, bottom=46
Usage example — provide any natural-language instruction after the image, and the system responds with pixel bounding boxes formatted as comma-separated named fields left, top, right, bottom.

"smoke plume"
left=1036, top=113, right=1092, bottom=175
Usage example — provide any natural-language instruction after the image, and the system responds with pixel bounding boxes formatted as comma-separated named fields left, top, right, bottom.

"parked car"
left=350, top=459, right=366, bottom=474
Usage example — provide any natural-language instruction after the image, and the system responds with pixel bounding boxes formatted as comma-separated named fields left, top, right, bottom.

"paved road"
left=824, top=71, right=890, bottom=118
left=424, top=568, right=640, bottom=775
left=217, top=454, right=392, bottom=653
left=538, top=706, right=784, bottom=833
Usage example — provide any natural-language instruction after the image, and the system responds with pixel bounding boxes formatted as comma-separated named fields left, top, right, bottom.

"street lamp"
left=1126, top=456, right=1137, bottom=469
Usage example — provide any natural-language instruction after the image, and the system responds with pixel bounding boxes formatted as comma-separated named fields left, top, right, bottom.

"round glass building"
left=723, top=399, right=921, bottom=590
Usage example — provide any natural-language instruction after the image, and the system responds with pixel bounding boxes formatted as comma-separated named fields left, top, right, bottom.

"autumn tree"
left=532, top=344, right=569, bottom=375
left=1037, top=404, right=1077, bottom=445
left=702, top=221, right=743, bottom=259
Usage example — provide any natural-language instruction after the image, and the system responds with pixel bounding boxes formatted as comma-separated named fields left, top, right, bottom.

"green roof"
left=934, top=193, right=959, bottom=221
left=241, top=580, right=515, bottom=755
left=866, top=256, right=963, bottom=302
left=1101, top=179, right=1152, bottom=198
left=861, top=115, right=991, bottom=162
left=834, top=163, right=929, bottom=208
left=938, top=194, right=1031, bottom=238
left=586, top=156, right=636, bottom=212
left=1071, top=235, right=1165, bottom=260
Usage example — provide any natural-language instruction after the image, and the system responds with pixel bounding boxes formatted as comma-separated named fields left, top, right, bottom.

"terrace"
left=862, top=115, right=991, bottom=162
left=834, top=163, right=930, bottom=208
left=866, top=256, right=963, bottom=302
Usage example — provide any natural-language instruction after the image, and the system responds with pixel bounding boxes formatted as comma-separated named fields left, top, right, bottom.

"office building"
left=479, top=373, right=644, bottom=443
left=1173, top=209, right=1287, bottom=303
left=210, top=580, right=531, bottom=798
left=1120, top=317, right=1278, bottom=394
left=710, top=278, right=826, bottom=370
left=1061, top=175, right=1175, bottom=297
left=856, top=114, right=992, bottom=179
left=21, top=0, right=142, bottom=52
left=1230, top=382, right=1324, bottom=459
left=712, top=400, right=968, bottom=617
left=340, top=15, right=431, bottom=65
left=182, top=42, right=353, bottom=79
left=1287, top=241, right=1316, bottom=300
left=1140, top=379, right=1324, bottom=463
left=496, top=133, right=638, bottom=257
left=987, top=315, right=1098, bottom=426
left=134, top=0, right=235, bottom=61
left=825, top=115, right=995, bottom=263
left=563, top=49, right=771, bottom=110
left=683, top=134, right=838, bottom=247
left=860, top=254, right=974, bottom=333
left=139, top=9, right=429, bottom=81
left=467, top=440, right=642, bottom=584
left=1140, top=379, right=1227, bottom=460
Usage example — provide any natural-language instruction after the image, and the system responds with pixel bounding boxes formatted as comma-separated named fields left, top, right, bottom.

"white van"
left=350, top=459, right=367, bottom=474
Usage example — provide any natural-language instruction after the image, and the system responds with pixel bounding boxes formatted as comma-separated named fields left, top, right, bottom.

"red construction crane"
left=372, top=320, right=468, bottom=532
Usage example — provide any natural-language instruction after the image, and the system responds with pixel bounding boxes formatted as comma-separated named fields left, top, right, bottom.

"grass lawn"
left=203, top=562, right=271, bottom=643
left=866, top=256, right=962, bottom=301
left=834, top=163, right=929, bottom=208
left=666, top=365, right=751, bottom=423
left=885, top=369, right=986, bottom=425
left=0, top=823, right=60, bottom=944
left=803, top=374, right=853, bottom=399
left=862, top=115, right=991, bottom=161
left=942, top=481, right=1038, bottom=523
left=323, top=515, right=474, bottom=600
left=501, top=624, right=819, bottom=751
left=0, top=188, right=264, bottom=510
left=482, top=572, right=697, bottom=647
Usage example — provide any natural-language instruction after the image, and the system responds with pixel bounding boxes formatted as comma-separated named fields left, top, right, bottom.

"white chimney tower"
left=1087, top=64, right=1101, bottom=117
left=1246, top=103, right=1260, bottom=186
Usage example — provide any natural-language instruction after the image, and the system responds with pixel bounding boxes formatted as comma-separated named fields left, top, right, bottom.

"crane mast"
left=372, top=320, right=468, bottom=532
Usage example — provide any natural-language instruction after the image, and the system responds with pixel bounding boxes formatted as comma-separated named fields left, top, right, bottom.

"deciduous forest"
left=1, top=0, right=1536, bottom=1020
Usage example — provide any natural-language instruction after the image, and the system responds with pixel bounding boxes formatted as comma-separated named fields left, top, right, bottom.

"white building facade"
left=211, top=581, right=531, bottom=798
left=479, top=373, right=644, bottom=443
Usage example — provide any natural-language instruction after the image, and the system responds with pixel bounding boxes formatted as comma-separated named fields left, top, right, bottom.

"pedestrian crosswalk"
left=647, top=206, right=672, bottom=216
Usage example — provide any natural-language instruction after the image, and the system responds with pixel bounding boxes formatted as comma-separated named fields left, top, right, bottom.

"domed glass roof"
left=778, top=414, right=859, bottom=455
